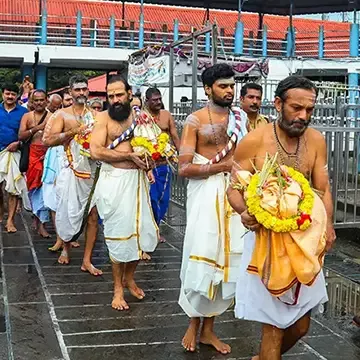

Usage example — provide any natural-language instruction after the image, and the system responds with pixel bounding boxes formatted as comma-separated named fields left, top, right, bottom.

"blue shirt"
left=0, top=103, right=28, bottom=151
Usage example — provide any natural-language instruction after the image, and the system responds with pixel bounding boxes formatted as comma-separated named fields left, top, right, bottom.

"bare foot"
left=142, top=252, right=151, bottom=261
left=48, top=239, right=63, bottom=252
left=81, top=262, right=103, bottom=276
left=58, top=248, right=70, bottom=265
left=182, top=318, right=200, bottom=352
left=5, top=221, right=17, bottom=233
left=71, top=241, right=80, bottom=248
left=38, top=224, right=51, bottom=238
left=124, top=279, right=145, bottom=299
left=112, top=288, right=129, bottom=311
left=200, top=331, right=231, bottom=354
left=159, top=235, right=166, bottom=243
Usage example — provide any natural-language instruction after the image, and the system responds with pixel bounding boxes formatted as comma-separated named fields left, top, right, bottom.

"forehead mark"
left=72, top=82, right=88, bottom=89
left=216, top=77, right=235, bottom=86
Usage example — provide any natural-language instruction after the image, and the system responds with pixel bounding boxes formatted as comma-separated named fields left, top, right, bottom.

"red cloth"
left=26, top=143, right=47, bottom=191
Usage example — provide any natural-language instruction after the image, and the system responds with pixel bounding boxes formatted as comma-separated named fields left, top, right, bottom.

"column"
left=139, top=12, right=144, bottom=48
left=318, top=25, right=324, bottom=59
left=262, top=25, right=267, bottom=57
left=109, top=16, right=115, bottom=48
left=76, top=10, right=82, bottom=47
left=234, top=21, right=244, bottom=55
left=286, top=26, right=295, bottom=57
left=40, top=9, right=47, bottom=45
left=35, top=65, right=47, bottom=91
left=173, top=19, right=179, bottom=42
left=22, top=65, right=33, bottom=80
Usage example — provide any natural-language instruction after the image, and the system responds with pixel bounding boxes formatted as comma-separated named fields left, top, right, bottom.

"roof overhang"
left=124, top=0, right=359, bottom=15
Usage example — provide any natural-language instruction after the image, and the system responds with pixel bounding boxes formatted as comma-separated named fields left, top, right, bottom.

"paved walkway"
left=1, top=213, right=360, bottom=359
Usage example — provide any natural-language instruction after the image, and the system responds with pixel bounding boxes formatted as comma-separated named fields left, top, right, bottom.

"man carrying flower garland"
left=42, top=74, right=102, bottom=276
left=144, top=87, right=180, bottom=241
left=227, top=75, right=336, bottom=360
left=90, top=75, right=158, bottom=311
left=178, top=63, right=247, bottom=354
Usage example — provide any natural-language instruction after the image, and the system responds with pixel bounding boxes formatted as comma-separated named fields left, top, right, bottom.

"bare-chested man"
left=90, top=75, right=158, bottom=310
left=227, top=75, right=336, bottom=360
left=144, top=88, right=180, bottom=239
left=19, top=89, right=52, bottom=238
left=42, top=74, right=102, bottom=276
left=178, top=63, right=246, bottom=354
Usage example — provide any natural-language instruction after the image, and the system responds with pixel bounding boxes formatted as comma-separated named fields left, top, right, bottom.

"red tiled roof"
left=0, top=0, right=351, bottom=56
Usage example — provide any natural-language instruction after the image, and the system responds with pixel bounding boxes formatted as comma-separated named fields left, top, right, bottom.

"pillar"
left=318, top=25, right=324, bottom=59
left=139, top=12, right=144, bottom=48
left=205, top=21, right=211, bottom=53
left=262, top=25, right=267, bottom=57
left=76, top=11, right=82, bottom=47
left=35, top=65, right=47, bottom=91
left=286, top=26, right=295, bottom=57
left=40, top=9, right=47, bottom=45
left=109, top=16, right=115, bottom=48
left=22, top=65, right=33, bottom=80
left=234, top=21, right=244, bottom=55
left=350, top=23, right=359, bottom=57
left=173, top=19, right=179, bottom=42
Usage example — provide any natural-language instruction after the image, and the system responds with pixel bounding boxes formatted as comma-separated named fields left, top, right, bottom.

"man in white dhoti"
left=90, top=75, right=158, bottom=310
left=227, top=76, right=336, bottom=360
left=0, top=83, right=28, bottom=232
left=178, top=64, right=246, bottom=354
left=42, top=74, right=102, bottom=276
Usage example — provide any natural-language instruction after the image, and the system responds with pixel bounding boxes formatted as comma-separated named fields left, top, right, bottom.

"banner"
left=128, top=55, right=169, bottom=87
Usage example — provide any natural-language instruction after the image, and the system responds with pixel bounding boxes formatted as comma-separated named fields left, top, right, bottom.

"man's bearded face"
left=207, top=78, right=235, bottom=107
left=277, top=88, right=316, bottom=138
left=71, top=82, right=89, bottom=105
left=107, top=82, right=132, bottom=122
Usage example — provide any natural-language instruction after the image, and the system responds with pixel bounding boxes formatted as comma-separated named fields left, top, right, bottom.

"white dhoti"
left=235, top=231, right=328, bottom=329
left=0, top=149, right=30, bottom=209
left=55, top=141, right=97, bottom=242
left=93, top=164, right=158, bottom=263
left=179, top=153, right=246, bottom=318
left=42, top=145, right=66, bottom=212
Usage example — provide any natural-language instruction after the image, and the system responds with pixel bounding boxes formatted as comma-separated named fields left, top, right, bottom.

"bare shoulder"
left=305, top=127, right=326, bottom=147
left=95, top=110, right=109, bottom=124
left=184, top=110, right=202, bottom=128
left=160, top=109, right=171, bottom=117
left=243, top=122, right=268, bottom=144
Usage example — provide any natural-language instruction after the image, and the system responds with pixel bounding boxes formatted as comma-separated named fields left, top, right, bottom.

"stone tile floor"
left=1, top=212, right=360, bottom=359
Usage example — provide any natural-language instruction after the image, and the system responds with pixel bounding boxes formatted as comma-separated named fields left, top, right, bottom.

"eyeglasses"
left=92, top=106, right=102, bottom=111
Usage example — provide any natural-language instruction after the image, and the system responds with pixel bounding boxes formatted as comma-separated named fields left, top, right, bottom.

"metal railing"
left=167, top=98, right=360, bottom=231
left=0, top=13, right=353, bottom=59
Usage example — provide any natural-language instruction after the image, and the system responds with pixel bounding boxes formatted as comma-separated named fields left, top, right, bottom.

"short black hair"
left=275, top=75, right=318, bottom=101
left=69, top=74, right=88, bottom=88
left=240, top=83, right=263, bottom=98
left=2, top=83, right=19, bottom=94
left=145, top=87, right=161, bottom=100
left=201, top=63, right=235, bottom=88
left=107, top=75, right=131, bottom=92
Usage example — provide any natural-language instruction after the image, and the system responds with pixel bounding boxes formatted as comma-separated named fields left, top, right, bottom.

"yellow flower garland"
left=246, top=166, right=314, bottom=233
left=131, top=133, right=170, bottom=157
